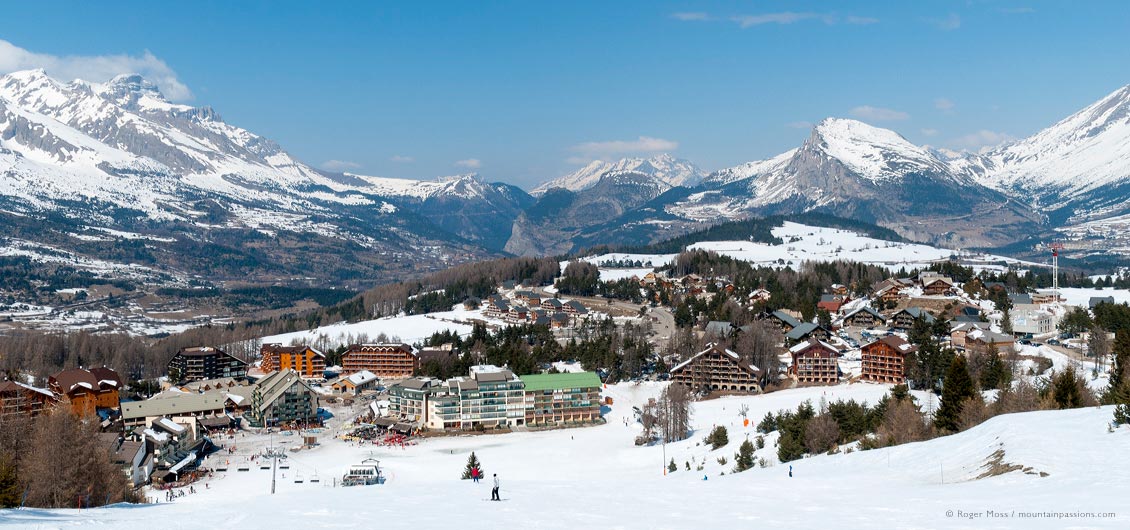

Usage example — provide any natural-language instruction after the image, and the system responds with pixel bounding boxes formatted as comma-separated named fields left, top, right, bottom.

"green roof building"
left=519, top=371, right=603, bottom=427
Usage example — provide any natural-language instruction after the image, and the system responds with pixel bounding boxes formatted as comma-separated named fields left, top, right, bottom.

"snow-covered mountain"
left=974, top=85, right=1130, bottom=226
left=0, top=69, right=532, bottom=287
left=530, top=153, right=705, bottom=195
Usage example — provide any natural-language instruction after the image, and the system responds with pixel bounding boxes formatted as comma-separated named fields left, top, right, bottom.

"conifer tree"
left=0, top=456, right=20, bottom=508
left=461, top=452, right=483, bottom=480
left=935, top=355, right=975, bottom=432
left=733, top=439, right=755, bottom=472
left=1107, top=330, right=1130, bottom=405
left=668, top=458, right=677, bottom=473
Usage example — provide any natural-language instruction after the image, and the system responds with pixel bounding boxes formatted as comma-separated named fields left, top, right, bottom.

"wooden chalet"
left=260, top=343, right=326, bottom=378
left=342, top=343, right=419, bottom=378
left=889, top=307, right=936, bottom=331
left=541, top=298, right=564, bottom=312
left=48, top=367, right=122, bottom=416
left=762, top=310, right=801, bottom=333
left=842, top=306, right=886, bottom=328
left=860, top=336, right=916, bottom=384
left=563, top=300, right=588, bottom=315
left=785, top=322, right=831, bottom=344
left=817, top=294, right=849, bottom=313
left=872, top=278, right=912, bottom=304
left=0, top=381, right=58, bottom=420
left=921, top=276, right=955, bottom=296
left=962, top=328, right=1016, bottom=355
left=670, top=343, right=761, bottom=393
left=789, top=339, right=841, bottom=384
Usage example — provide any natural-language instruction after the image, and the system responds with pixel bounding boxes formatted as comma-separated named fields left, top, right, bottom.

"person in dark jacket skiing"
left=491, top=474, right=500, bottom=501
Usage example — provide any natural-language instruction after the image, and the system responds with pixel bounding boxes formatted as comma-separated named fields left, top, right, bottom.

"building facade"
left=48, top=367, right=122, bottom=416
left=860, top=336, right=917, bottom=384
left=519, top=372, right=602, bottom=427
left=670, top=343, right=762, bottom=393
left=168, top=347, right=248, bottom=383
left=789, top=339, right=841, bottom=384
left=246, top=369, right=319, bottom=428
left=342, top=343, right=419, bottom=378
left=259, top=344, right=326, bottom=378
left=0, top=381, right=58, bottom=420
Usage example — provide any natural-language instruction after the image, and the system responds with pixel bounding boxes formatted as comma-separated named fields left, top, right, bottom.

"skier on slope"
left=491, top=474, right=501, bottom=501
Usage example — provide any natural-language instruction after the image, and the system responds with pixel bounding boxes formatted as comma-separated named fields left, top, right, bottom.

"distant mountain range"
left=2, top=68, right=1129, bottom=292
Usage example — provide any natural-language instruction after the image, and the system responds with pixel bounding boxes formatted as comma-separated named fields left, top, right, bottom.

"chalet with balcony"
left=48, top=367, right=122, bottom=416
left=0, top=381, right=58, bottom=420
left=670, top=343, right=762, bottom=393
left=842, top=307, right=886, bottom=328
left=861, top=336, right=917, bottom=384
left=789, top=339, right=841, bottom=384
left=342, top=343, right=418, bottom=378
left=889, top=307, right=936, bottom=331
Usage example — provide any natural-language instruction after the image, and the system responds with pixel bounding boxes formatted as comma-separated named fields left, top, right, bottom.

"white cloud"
left=921, top=128, right=940, bottom=137
left=950, top=130, right=1016, bottom=152
left=0, top=39, right=192, bottom=101
left=786, top=121, right=813, bottom=129
left=850, top=105, right=910, bottom=121
left=389, top=155, right=414, bottom=163
left=320, top=160, right=362, bottom=172
left=934, top=98, right=955, bottom=112
left=731, top=12, right=817, bottom=28
left=930, top=13, right=962, bottom=30
left=845, top=16, right=880, bottom=25
left=671, top=12, right=710, bottom=21
left=570, top=136, right=679, bottom=159
left=455, top=158, right=482, bottom=169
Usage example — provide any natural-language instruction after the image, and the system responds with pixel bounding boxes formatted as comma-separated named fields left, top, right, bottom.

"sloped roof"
left=254, top=369, right=314, bottom=408
left=844, top=306, right=885, bottom=321
left=770, top=310, right=801, bottom=329
left=788, top=338, right=840, bottom=355
left=122, top=392, right=227, bottom=420
left=671, top=343, right=760, bottom=376
left=862, top=335, right=917, bottom=355
left=786, top=322, right=826, bottom=341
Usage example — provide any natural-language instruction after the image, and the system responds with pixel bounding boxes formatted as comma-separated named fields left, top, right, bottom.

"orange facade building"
left=260, top=344, right=326, bottom=378
left=47, top=367, right=122, bottom=416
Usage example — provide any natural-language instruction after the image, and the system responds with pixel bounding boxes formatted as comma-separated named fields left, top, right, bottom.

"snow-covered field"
left=3, top=382, right=1125, bottom=529
left=1057, top=287, right=1130, bottom=308
left=571, top=222, right=1042, bottom=276
left=260, top=309, right=477, bottom=348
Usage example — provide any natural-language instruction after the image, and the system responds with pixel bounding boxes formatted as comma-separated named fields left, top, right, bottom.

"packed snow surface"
left=2, top=382, right=1125, bottom=529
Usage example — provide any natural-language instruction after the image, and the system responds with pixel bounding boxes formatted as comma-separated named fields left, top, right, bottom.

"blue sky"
left=2, top=1, right=1128, bottom=189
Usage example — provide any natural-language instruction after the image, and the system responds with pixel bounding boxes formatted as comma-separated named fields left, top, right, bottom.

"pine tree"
left=668, top=458, right=677, bottom=473
left=1052, top=369, right=1084, bottom=409
left=733, top=439, right=755, bottom=472
left=0, top=456, right=20, bottom=508
left=980, top=349, right=1009, bottom=390
left=935, top=355, right=976, bottom=432
left=461, top=452, right=483, bottom=480
left=705, top=425, right=729, bottom=450
left=1106, top=330, right=1130, bottom=405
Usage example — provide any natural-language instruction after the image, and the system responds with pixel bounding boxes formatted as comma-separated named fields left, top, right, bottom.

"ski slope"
left=3, top=383, right=1124, bottom=529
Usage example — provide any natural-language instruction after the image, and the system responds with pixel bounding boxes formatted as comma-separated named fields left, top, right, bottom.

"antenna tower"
left=1049, top=242, right=1065, bottom=301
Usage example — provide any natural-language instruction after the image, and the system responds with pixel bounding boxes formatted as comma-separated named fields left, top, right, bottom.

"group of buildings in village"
left=385, top=367, right=603, bottom=431
left=661, top=269, right=1075, bottom=392
left=481, top=292, right=589, bottom=327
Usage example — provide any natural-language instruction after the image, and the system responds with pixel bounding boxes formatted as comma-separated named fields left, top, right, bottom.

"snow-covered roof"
left=347, top=370, right=378, bottom=386
left=155, top=417, right=187, bottom=434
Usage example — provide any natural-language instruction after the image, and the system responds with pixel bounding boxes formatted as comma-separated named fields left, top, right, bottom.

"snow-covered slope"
left=531, top=153, right=705, bottom=195
left=5, top=386, right=1125, bottom=529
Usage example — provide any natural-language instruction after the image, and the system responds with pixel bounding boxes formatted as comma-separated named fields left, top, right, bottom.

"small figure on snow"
left=789, top=465, right=793, bottom=478
left=491, top=474, right=501, bottom=501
